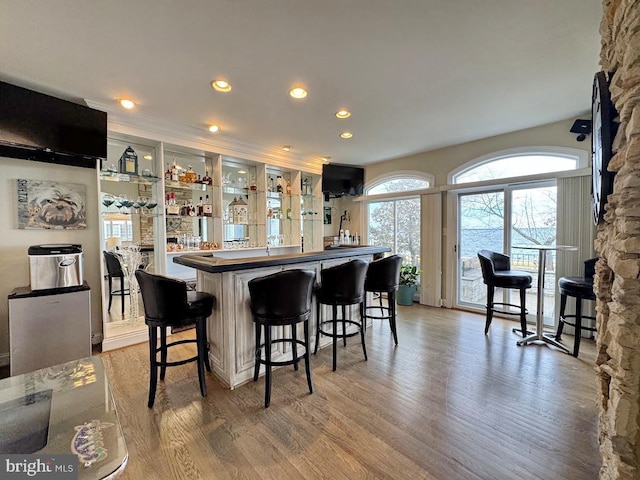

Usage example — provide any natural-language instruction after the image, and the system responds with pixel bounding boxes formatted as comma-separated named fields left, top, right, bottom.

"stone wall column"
left=595, top=1, right=640, bottom=478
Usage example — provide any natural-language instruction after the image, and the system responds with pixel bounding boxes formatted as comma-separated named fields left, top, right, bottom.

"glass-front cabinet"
left=301, top=173, right=323, bottom=252
left=266, top=168, right=300, bottom=249
left=98, top=135, right=323, bottom=351
left=99, top=137, right=163, bottom=349
left=163, top=150, right=219, bottom=251
left=222, top=160, right=263, bottom=249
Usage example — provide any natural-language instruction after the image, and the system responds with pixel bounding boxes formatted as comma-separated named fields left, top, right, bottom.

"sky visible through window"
left=454, top=155, right=577, bottom=184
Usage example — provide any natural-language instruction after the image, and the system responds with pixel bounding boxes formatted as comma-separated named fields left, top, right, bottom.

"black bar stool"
left=363, top=255, right=403, bottom=345
left=555, top=258, right=597, bottom=357
left=103, top=251, right=128, bottom=315
left=314, top=259, right=368, bottom=371
left=135, top=270, right=214, bottom=408
left=248, top=269, right=316, bottom=408
left=477, top=250, right=533, bottom=337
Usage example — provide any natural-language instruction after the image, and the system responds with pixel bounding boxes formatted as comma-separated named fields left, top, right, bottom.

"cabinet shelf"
left=100, top=172, right=160, bottom=184
left=166, top=214, right=218, bottom=219
left=165, top=180, right=213, bottom=191
left=222, top=186, right=258, bottom=196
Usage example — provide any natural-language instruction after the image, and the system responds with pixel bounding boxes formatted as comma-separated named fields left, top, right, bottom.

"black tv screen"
left=0, top=81, right=107, bottom=168
left=322, top=164, right=365, bottom=197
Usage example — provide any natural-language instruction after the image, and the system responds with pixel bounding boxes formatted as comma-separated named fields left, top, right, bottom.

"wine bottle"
left=197, top=196, right=204, bottom=217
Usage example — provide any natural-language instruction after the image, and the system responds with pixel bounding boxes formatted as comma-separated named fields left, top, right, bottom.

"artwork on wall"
left=16, top=179, right=87, bottom=230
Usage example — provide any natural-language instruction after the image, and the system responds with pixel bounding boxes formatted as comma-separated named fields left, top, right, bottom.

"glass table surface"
left=0, top=356, right=128, bottom=479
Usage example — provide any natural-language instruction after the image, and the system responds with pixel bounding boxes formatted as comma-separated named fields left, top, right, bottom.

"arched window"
left=366, top=172, right=433, bottom=195
left=449, top=147, right=586, bottom=184
left=365, top=172, right=432, bottom=267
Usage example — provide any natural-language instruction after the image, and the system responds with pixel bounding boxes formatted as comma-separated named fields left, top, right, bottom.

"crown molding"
left=85, top=100, right=323, bottom=174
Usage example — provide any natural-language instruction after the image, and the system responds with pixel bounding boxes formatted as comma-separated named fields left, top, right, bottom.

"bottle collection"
left=164, top=159, right=213, bottom=185
left=165, top=192, right=213, bottom=217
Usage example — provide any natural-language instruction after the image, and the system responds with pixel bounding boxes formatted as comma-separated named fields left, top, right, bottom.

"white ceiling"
left=0, top=0, right=602, bottom=166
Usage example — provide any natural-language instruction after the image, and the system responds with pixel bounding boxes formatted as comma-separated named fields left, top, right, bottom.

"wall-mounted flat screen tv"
left=0, top=81, right=107, bottom=168
left=322, top=164, right=365, bottom=198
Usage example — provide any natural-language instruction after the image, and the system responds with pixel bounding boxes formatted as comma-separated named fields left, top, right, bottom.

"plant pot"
left=397, top=285, right=417, bottom=306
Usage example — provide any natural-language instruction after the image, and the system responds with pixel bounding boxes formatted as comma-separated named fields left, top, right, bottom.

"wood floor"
left=101, top=305, right=600, bottom=480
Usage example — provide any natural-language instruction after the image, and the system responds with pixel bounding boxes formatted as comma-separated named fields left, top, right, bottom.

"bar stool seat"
left=363, top=255, right=403, bottom=345
left=249, top=269, right=316, bottom=408
left=314, top=259, right=369, bottom=371
left=555, top=258, right=597, bottom=357
left=135, top=270, right=214, bottom=408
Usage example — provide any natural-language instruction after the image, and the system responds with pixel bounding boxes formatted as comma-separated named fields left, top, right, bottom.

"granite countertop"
left=172, top=245, right=390, bottom=273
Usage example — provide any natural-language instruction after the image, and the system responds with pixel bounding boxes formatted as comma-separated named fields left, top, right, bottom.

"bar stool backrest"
left=104, top=251, right=124, bottom=277
left=249, top=269, right=315, bottom=323
left=478, top=250, right=510, bottom=283
left=365, top=254, right=402, bottom=291
left=320, top=259, right=368, bottom=303
left=136, top=270, right=188, bottom=324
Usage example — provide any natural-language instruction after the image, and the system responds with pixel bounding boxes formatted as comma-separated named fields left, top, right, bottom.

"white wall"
left=0, top=157, right=102, bottom=366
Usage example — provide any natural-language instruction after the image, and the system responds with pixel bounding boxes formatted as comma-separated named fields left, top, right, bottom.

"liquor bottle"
left=286, top=181, right=291, bottom=194
left=167, top=192, right=180, bottom=215
left=202, top=169, right=212, bottom=186
left=197, top=196, right=204, bottom=217
left=164, top=163, right=171, bottom=180
left=276, top=176, right=283, bottom=193
left=186, top=165, right=197, bottom=183
left=119, top=146, right=138, bottom=175
left=286, top=207, right=292, bottom=219
left=267, top=201, right=273, bottom=218
left=187, top=199, right=196, bottom=216
left=171, top=160, right=179, bottom=181
left=203, top=194, right=213, bottom=217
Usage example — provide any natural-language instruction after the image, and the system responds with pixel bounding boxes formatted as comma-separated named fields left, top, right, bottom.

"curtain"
left=420, top=192, right=442, bottom=306
left=555, top=175, right=596, bottom=334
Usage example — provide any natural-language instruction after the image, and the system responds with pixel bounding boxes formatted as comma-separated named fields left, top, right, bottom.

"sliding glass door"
left=456, top=182, right=558, bottom=325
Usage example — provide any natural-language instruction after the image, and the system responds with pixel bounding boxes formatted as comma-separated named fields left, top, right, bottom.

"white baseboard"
left=101, top=329, right=148, bottom=352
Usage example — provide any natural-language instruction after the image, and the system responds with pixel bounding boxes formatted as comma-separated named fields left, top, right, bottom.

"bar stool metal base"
left=315, top=303, right=367, bottom=372
left=253, top=322, right=313, bottom=408
left=148, top=317, right=209, bottom=408
left=363, top=290, right=398, bottom=345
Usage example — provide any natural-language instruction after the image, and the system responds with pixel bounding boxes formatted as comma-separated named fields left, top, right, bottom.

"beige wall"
left=365, top=118, right=588, bottom=186
left=0, top=157, right=102, bottom=366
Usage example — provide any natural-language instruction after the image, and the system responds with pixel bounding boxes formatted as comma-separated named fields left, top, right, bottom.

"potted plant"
left=397, top=265, right=420, bottom=306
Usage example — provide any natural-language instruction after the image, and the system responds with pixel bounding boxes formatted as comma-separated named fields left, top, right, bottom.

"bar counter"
left=173, top=246, right=389, bottom=389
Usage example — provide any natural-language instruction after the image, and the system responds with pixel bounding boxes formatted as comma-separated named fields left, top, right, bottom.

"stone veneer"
left=594, top=1, right=640, bottom=478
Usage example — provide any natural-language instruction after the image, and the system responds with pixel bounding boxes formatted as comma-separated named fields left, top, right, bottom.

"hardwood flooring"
left=101, top=305, right=600, bottom=480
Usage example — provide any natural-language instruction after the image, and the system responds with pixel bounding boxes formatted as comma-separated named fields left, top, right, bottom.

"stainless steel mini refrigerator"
left=8, top=283, right=91, bottom=376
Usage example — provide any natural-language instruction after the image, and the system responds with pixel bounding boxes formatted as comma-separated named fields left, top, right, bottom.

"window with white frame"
left=365, top=173, right=432, bottom=266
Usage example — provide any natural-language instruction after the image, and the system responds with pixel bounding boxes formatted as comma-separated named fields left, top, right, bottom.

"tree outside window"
left=367, top=178, right=429, bottom=266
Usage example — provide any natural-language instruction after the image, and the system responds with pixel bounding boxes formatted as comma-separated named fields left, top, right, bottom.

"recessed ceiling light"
left=238, top=170, right=247, bottom=174
left=335, top=109, right=351, bottom=119
left=211, top=80, right=232, bottom=92
left=143, top=155, right=153, bottom=160
left=118, top=98, right=135, bottom=110
left=340, top=132, right=353, bottom=139
left=208, top=124, right=221, bottom=133
left=289, top=87, right=307, bottom=99
left=282, top=145, right=291, bottom=151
